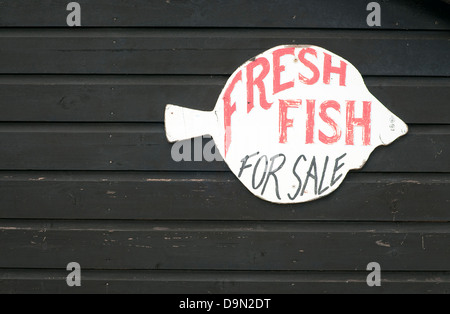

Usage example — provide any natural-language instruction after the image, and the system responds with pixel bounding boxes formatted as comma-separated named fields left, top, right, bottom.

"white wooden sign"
left=165, top=45, right=408, bottom=204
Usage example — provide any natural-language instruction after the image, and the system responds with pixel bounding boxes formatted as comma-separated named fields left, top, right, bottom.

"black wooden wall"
left=0, top=0, right=449, bottom=294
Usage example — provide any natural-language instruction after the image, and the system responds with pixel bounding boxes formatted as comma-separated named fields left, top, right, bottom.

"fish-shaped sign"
left=165, top=45, right=408, bottom=204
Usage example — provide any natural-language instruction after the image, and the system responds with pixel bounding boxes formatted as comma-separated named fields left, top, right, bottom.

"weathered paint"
left=165, top=45, right=408, bottom=204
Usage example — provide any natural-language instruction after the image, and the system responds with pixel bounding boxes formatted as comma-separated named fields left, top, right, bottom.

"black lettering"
left=252, top=155, right=268, bottom=189
left=288, top=154, right=306, bottom=200
left=261, top=154, right=286, bottom=200
left=318, top=156, right=330, bottom=195
left=301, top=156, right=318, bottom=196
left=331, top=153, right=347, bottom=186
left=238, top=152, right=259, bottom=177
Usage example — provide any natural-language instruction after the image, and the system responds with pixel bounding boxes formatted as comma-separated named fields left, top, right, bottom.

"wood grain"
left=0, top=172, right=448, bottom=222
left=0, top=0, right=448, bottom=30
left=0, top=76, right=448, bottom=123
left=0, top=220, right=449, bottom=271
left=0, top=123, right=447, bottom=172
left=1, top=269, right=449, bottom=294
left=0, top=29, right=448, bottom=76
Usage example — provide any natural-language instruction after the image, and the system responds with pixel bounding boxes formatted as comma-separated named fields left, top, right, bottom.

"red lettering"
left=279, top=99, right=301, bottom=144
left=323, top=53, right=347, bottom=86
left=319, top=100, right=341, bottom=144
left=273, top=47, right=295, bottom=95
left=247, top=57, right=272, bottom=112
left=298, top=48, right=320, bottom=85
left=306, top=99, right=315, bottom=144
left=223, top=71, right=242, bottom=157
left=346, top=101, right=371, bottom=146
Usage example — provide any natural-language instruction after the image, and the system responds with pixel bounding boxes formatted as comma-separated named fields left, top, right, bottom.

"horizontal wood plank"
left=0, top=76, right=448, bottom=124
left=0, top=0, right=448, bottom=30
left=0, top=220, right=449, bottom=271
left=0, top=172, right=448, bottom=222
left=0, top=29, right=448, bottom=76
left=0, top=124, right=447, bottom=172
left=1, top=269, right=449, bottom=294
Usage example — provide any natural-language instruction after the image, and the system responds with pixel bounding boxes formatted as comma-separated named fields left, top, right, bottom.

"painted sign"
left=165, top=45, right=408, bottom=204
